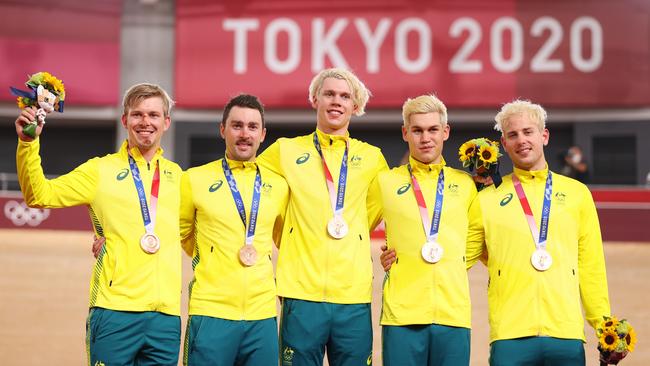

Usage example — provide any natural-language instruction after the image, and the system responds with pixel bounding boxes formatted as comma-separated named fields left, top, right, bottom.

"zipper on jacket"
left=242, top=262, right=248, bottom=320
left=156, top=246, right=161, bottom=311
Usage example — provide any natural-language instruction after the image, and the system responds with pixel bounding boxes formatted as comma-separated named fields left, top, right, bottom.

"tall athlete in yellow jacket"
left=466, top=100, right=610, bottom=365
left=257, top=68, right=388, bottom=366
left=15, top=83, right=183, bottom=365
left=370, top=94, right=477, bottom=366
left=180, top=94, right=289, bottom=365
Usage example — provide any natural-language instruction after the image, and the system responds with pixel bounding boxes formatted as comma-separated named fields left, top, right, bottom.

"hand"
left=92, top=236, right=106, bottom=259
left=15, top=107, right=43, bottom=141
left=473, top=175, right=494, bottom=186
left=380, top=244, right=397, bottom=272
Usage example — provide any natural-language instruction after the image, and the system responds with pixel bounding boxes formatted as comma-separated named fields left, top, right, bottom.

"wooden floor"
left=0, top=229, right=647, bottom=365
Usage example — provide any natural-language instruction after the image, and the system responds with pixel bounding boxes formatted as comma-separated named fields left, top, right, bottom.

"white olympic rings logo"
left=4, top=200, right=50, bottom=227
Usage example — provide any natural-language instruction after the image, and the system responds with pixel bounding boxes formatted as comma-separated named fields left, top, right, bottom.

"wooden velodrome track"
left=0, top=229, right=647, bottom=365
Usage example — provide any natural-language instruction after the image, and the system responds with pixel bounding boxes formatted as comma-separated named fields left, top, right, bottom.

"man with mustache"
left=16, top=83, right=184, bottom=365
left=257, top=68, right=388, bottom=366
left=179, top=94, right=289, bottom=365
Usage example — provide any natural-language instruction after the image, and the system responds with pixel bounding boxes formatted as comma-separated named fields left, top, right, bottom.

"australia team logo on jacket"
left=262, top=182, right=273, bottom=194
left=350, top=154, right=362, bottom=168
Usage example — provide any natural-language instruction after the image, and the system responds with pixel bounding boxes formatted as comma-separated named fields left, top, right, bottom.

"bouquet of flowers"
left=458, top=137, right=502, bottom=189
left=597, top=316, right=636, bottom=365
left=10, top=71, right=65, bottom=138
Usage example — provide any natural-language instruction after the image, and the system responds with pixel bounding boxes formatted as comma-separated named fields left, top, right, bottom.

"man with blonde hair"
left=15, top=83, right=183, bottom=365
left=370, top=94, right=477, bottom=365
left=258, top=68, right=388, bottom=366
left=466, top=99, right=610, bottom=365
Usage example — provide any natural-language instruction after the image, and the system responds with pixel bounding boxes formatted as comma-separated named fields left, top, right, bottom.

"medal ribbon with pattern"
left=511, top=172, right=553, bottom=251
left=222, top=159, right=262, bottom=246
left=313, top=133, right=349, bottom=218
left=408, top=165, right=445, bottom=243
left=128, top=153, right=160, bottom=238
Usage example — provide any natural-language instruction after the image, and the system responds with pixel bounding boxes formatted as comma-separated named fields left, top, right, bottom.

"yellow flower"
left=625, top=327, right=637, bottom=352
left=599, top=328, right=620, bottom=352
left=43, top=73, right=65, bottom=99
left=17, top=97, right=26, bottom=109
left=601, top=316, right=619, bottom=331
left=458, top=141, right=477, bottom=162
left=478, top=144, right=499, bottom=166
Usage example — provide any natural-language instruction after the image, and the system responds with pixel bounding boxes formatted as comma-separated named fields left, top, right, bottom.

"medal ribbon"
left=128, top=154, right=160, bottom=235
left=222, top=159, right=262, bottom=245
left=511, top=172, right=553, bottom=250
left=408, top=165, right=445, bottom=243
left=313, top=132, right=349, bottom=217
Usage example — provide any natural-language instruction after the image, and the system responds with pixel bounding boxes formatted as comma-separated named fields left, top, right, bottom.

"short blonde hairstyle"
left=494, top=99, right=547, bottom=133
left=122, top=83, right=174, bottom=117
left=402, top=94, right=448, bottom=127
left=308, top=68, right=370, bottom=116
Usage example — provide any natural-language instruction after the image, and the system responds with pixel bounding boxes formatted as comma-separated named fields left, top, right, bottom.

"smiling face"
left=220, top=106, right=266, bottom=162
left=121, top=96, right=170, bottom=161
left=403, top=112, right=449, bottom=164
left=501, top=113, right=549, bottom=171
left=312, top=77, right=358, bottom=136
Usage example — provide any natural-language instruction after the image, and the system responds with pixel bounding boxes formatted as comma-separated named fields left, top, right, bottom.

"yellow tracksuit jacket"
left=466, top=167, right=610, bottom=342
left=257, top=129, right=388, bottom=303
left=180, top=158, right=289, bottom=320
left=17, top=139, right=183, bottom=315
left=370, top=157, right=477, bottom=328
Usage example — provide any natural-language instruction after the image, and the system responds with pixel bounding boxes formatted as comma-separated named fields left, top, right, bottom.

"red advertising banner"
left=176, top=0, right=650, bottom=108
left=0, top=3, right=121, bottom=106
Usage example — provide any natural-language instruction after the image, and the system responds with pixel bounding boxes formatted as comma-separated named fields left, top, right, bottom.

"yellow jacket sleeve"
left=272, top=189, right=289, bottom=248
left=257, top=140, right=283, bottom=176
left=16, top=138, right=98, bottom=208
left=179, top=171, right=196, bottom=257
left=466, top=194, right=487, bottom=269
left=578, top=187, right=611, bottom=329
left=366, top=155, right=389, bottom=232
left=367, top=173, right=384, bottom=232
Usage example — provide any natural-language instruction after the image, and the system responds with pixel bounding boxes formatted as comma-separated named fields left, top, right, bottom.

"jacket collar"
left=408, top=155, right=446, bottom=175
left=512, top=164, right=549, bottom=183
left=314, top=128, right=349, bottom=148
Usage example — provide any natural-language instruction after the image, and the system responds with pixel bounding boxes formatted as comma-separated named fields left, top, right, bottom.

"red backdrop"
left=176, top=0, right=650, bottom=108
left=0, top=2, right=121, bottom=106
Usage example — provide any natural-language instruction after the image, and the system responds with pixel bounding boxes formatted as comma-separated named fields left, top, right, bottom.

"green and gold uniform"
left=466, top=167, right=610, bottom=365
left=371, top=157, right=477, bottom=366
left=180, top=158, right=288, bottom=365
left=258, top=129, right=388, bottom=366
left=17, top=139, right=183, bottom=365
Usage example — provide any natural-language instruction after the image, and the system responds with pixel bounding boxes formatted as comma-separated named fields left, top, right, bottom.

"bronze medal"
left=239, top=245, right=258, bottom=266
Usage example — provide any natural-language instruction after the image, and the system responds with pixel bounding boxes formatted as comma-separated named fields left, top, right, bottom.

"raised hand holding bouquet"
left=458, top=137, right=502, bottom=190
left=598, top=316, right=636, bottom=365
left=10, top=71, right=65, bottom=138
